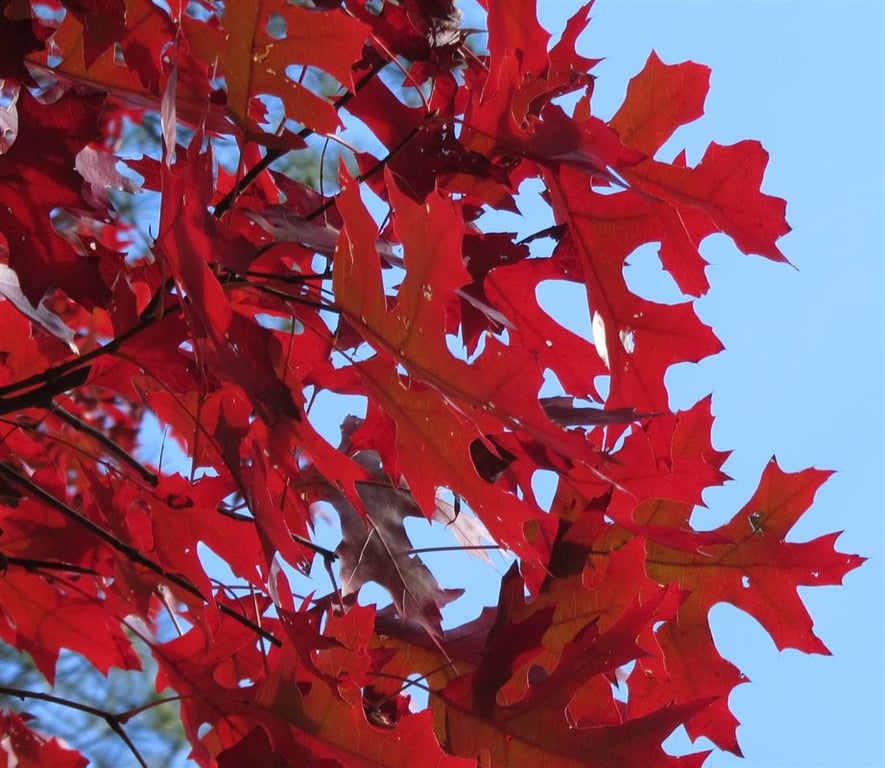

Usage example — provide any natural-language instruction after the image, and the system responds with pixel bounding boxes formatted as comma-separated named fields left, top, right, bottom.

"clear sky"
left=523, top=2, right=884, bottom=766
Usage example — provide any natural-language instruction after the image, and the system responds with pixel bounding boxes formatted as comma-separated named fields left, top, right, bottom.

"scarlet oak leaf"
left=113, top=473, right=266, bottom=594
left=334, top=169, right=600, bottom=468
left=30, top=0, right=226, bottom=132
left=548, top=162, right=724, bottom=412
left=620, top=459, right=864, bottom=751
left=0, top=711, right=88, bottom=768
left=608, top=51, right=788, bottom=294
left=483, top=257, right=608, bottom=400
left=293, top=685, right=476, bottom=768
left=328, top=472, right=463, bottom=638
left=620, top=141, right=790, bottom=266
left=495, top=537, right=682, bottom=706
left=483, top=0, right=552, bottom=82
left=439, top=562, right=708, bottom=768
left=569, top=397, right=732, bottom=532
left=0, top=3, right=862, bottom=766
left=155, top=140, right=299, bottom=423
left=353, top=356, right=554, bottom=584
left=0, top=89, right=109, bottom=308
left=182, top=1, right=370, bottom=138
left=0, top=567, right=140, bottom=683
left=609, top=52, right=709, bottom=159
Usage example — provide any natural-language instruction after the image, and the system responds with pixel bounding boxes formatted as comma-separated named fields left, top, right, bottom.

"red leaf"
left=0, top=89, right=110, bottom=308
left=334, top=169, right=601, bottom=469
left=0, top=567, right=140, bottom=683
left=0, top=711, right=88, bottom=768
left=621, top=141, right=791, bottom=265
left=439, top=560, right=709, bottom=767
left=182, top=1, right=369, bottom=137
left=548, top=162, right=724, bottom=412
left=622, top=459, right=864, bottom=751
left=609, top=52, right=710, bottom=158
left=353, top=357, right=554, bottom=580
left=0, top=3, right=863, bottom=765
left=155, top=140, right=299, bottom=423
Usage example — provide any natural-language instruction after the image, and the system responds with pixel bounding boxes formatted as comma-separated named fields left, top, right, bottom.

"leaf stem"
left=407, top=544, right=504, bottom=555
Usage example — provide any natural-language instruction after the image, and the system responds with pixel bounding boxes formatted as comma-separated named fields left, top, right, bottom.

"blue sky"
left=523, top=2, right=883, bottom=765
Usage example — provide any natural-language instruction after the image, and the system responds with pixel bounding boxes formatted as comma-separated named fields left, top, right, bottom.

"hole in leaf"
left=623, top=242, right=684, bottom=304
left=593, top=374, right=611, bottom=401
left=540, top=367, right=566, bottom=399
left=535, top=279, right=591, bottom=339
left=254, top=312, right=304, bottom=333
left=250, top=94, right=285, bottom=133
left=266, top=12, right=287, bottom=39
left=530, top=469, right=558, bottom=512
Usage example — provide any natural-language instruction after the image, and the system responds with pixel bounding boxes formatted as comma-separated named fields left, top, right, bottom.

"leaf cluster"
left=0, top=1, right=862, bottom=766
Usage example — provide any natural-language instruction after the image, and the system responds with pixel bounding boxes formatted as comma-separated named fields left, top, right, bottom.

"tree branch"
left=51, top=402, right=159, bottom=487
left=0, top=463, right=280, bottom=647
left=0, top=685, right=150, bottom=768
left=213, top=56, right=389, bottom=219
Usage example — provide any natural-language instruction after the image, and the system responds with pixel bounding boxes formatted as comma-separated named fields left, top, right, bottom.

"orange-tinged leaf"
left=609, top=52, right=710, bottom=157
left=440, top=563, right=707, bottom=768
left=182, top=1, right=369, bottom=137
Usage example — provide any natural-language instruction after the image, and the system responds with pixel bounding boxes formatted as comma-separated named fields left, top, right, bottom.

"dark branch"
left=51, top=402, right=159, bottom=487
left=0, top=463, right=280, bottom=647
left=213, top=56, right=388, bottom=219
left=0, top=685, right=150, bottom=768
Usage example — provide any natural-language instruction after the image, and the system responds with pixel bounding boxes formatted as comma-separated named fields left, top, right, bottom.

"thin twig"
left=407, top=544, right=504, bottom=556
left=0, top=685, right=150, bottom=768
left=0, top=556, right=99, bottom=575
left=304, top=118, right=429, bottom=222
left=0, top=296, right=177, bottom=412
left=292, top=533, right=338, bottom=563
left=212, top=57, right=388, bottom=219
left=51, top=402, right=158, bottom=486
left=0, top=463, right=280, bottom=647
left=244, top=269, right=332, bottom=282
left=116, top=694, right=190, bottom=722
